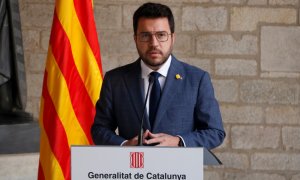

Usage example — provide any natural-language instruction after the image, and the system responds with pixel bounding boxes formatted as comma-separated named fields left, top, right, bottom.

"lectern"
left=71, top=146, right=221, bottom=180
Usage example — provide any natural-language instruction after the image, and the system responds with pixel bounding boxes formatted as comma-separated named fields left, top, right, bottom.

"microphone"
left=137, top=75, right=154, bottom=146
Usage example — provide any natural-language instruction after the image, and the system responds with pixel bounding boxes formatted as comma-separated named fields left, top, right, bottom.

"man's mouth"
left=148, top=50, right=161, bottom=55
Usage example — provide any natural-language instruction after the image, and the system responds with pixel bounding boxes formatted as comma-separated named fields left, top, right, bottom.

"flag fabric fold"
left=38, top=0, right=102, bottom=179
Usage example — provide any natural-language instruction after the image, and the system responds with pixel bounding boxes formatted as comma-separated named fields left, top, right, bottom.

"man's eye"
left=141, top=33, right=150, bottom=38
left=157, top=33, right=166, bottom=37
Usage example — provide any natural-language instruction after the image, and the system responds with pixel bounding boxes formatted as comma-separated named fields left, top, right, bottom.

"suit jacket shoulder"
left=170, top=57, right=210, bottom=86
left=104, top=59, right=141, bottom=79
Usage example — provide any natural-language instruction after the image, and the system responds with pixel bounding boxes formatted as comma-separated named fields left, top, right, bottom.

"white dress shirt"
left=140, top=55, right=172, bottom=115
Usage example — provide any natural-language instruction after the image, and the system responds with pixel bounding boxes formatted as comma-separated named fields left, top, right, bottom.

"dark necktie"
left=149, top=72, right=161, bottom=128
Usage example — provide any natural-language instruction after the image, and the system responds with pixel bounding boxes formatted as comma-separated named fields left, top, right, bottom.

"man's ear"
left=172, top=33, right=175, bottom=45
left=134, top=34, right=137, bottom=43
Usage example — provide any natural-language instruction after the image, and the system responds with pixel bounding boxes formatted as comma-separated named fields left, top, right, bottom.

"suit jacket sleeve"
left=179, top=72, right=225, bottom=149
left=91, top=72, right=126, bottom=145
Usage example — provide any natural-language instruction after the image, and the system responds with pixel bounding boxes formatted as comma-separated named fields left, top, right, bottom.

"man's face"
left=134, top=17, right=175, bottom=70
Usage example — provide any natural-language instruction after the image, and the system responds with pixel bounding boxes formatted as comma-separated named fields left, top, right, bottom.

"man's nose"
left=149, top=34, right=159, bottom=46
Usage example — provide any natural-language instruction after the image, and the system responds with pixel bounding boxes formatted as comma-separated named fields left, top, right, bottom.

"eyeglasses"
left=137, top=31, right=172, bottom=42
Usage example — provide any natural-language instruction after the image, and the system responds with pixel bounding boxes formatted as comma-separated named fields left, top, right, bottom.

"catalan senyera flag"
left=38, top=0, right=102, bottom=179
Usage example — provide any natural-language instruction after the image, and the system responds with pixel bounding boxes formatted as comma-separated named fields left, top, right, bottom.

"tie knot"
left=150, top=71, right=161, bottom=79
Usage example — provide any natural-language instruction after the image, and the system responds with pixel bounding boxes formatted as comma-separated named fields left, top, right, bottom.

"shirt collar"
left=141, top=55, right=172, bottom=79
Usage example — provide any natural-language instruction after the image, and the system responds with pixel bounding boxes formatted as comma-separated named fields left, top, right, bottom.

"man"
left=91, top=2, right=225, bottom=149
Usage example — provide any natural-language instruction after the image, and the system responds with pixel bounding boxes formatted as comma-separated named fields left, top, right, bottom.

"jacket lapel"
left=124, top=59, right=151, bottom=130
left=153, top=57, right=184, bottom=131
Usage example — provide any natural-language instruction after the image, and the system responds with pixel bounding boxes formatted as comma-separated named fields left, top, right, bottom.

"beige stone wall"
left=19, top=0, right=300, bottom=179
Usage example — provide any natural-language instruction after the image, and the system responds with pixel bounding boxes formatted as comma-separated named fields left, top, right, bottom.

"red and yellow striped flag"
left=38, top=0, right=102, bottom=179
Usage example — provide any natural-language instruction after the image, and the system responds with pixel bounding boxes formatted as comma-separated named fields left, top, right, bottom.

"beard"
left=137, top=45, right=173, bottom=70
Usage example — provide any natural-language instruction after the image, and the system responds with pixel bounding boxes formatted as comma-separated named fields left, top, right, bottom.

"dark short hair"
left=133, top=2, right=175, bottom=35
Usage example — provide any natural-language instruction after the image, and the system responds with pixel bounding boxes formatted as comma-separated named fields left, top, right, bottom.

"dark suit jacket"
left=91, top=56, right=225, bottom=149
